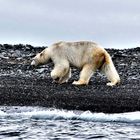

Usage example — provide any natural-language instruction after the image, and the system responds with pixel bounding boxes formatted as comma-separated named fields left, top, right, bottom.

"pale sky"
left=0, top=0, right=140, bottom=48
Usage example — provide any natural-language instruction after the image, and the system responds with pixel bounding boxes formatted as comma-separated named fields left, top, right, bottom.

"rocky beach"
left=0, top=44, right=140, bottom=113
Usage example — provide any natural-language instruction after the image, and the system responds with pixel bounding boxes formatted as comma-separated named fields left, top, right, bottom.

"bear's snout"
left=31, top=60, right=36, bottom=66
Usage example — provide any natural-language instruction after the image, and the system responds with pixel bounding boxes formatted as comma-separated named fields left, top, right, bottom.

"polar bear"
left=31, top=41, right=120, bottom=86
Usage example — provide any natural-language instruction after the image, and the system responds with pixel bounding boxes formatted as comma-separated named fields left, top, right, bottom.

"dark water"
left=0, top=106, right=140, bottom=140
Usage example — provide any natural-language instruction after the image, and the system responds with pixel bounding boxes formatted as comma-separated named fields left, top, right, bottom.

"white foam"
left=30, top=110, right=140, bottom=123
left=0, top=110, right=6, bottom=116
left=0, top=106, right=140, bottom=123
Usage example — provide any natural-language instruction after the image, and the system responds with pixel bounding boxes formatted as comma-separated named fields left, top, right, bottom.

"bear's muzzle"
left=31, top=60, right=36, bottom=66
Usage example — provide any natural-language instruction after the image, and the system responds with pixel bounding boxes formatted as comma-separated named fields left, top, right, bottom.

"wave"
left=0, top=106, right=140, bottom=123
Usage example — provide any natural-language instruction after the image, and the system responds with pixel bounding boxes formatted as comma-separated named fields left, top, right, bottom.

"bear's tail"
left=101, top=50, right=120, bottom=86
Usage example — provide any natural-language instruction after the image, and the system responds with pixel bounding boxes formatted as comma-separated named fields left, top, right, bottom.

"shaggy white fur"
left=31, top=41, right=120, bottom=86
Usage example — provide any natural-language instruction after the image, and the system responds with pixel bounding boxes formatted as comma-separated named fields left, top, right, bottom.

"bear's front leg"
left=51, top=64, right=70, bottom=84
left=72, top=64, right=94, bottom=85
left=58, top=68, right=71, bottom=84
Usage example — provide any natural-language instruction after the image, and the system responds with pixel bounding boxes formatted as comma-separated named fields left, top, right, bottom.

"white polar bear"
left=31, top=41, right=120, bottom=86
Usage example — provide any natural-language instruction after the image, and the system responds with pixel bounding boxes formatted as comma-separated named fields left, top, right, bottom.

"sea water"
left=0, top=106, right=140, bottom=140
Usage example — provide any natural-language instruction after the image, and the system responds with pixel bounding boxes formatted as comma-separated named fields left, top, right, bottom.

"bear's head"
left=31, top=48, right=50, bottom=67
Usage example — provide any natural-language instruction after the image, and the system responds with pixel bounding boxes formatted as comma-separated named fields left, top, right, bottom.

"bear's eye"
left=40, top=53, right=43, bottom=57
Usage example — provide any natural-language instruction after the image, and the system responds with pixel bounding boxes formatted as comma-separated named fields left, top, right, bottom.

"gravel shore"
left=0, top=44, right=140, bottom=113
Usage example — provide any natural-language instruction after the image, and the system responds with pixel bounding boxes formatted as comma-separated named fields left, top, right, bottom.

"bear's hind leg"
left=72, top=64, right=94, bottom=85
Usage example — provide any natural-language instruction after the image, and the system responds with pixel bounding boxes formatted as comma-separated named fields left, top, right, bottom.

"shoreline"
left=0, top=44, right=140, bottom=113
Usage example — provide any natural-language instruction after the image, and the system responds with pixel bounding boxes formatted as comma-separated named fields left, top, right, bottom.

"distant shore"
left=0, top=44, right=140, bottom=113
